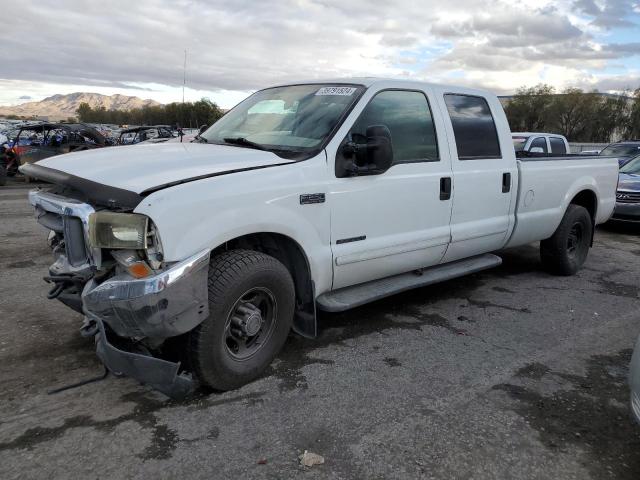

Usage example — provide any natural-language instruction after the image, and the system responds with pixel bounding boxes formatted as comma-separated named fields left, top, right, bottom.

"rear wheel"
left=188, top=249, right=295, bottom=391
left=0, top=160, right=6, bottom=187
left=540, top=204, right=592, bottom=276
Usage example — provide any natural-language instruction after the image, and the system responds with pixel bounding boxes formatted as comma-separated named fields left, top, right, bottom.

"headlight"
left=89, top=212, right=148, bottom=249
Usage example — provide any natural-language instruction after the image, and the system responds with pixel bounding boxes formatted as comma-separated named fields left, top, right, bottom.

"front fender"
left=135, top=157, right=333, bottom=295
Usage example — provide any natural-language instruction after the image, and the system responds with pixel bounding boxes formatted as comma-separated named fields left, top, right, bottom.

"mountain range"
left=0, top=92, right=162, bottom=120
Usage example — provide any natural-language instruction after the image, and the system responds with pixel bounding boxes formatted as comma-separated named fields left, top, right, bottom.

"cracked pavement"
left=1, top=182, right=640, bottom=479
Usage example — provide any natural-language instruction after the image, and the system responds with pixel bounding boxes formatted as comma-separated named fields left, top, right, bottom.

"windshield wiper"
left=222, top=137, right=268, bottom=151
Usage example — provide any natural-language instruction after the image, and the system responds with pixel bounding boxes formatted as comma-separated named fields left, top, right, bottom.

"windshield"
left=620, top=155, right=640, bottom=174
left=600, top=144, right=640, bottom=157
left=512, top=136, right=529, bottom=151
left=200, top=84, right=365, bottom=159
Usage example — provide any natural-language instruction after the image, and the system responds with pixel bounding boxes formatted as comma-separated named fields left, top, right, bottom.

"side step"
left=317, top=253, right=502, bottom=312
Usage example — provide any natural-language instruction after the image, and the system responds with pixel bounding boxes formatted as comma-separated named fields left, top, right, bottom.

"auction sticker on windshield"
left=315, top=86, right=357, bottom=96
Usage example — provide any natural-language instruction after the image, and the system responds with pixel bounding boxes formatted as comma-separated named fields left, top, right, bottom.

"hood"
left=618, top=173, right=640, bottom=192
left=33, top=142, right=292, bottom=194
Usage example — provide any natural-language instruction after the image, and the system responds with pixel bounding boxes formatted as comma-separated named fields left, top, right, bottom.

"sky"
left=0, top=0, right=639, bottom=108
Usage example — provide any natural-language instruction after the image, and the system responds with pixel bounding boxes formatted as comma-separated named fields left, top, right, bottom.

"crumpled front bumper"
left=81, top=249, right=210, bottom=398
left=83, top=249, right=210, bottom=339
left=89, top=314, right=194, bottom=399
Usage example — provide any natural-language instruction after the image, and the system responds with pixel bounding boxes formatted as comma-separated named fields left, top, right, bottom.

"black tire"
left=540, top=204, right=592, bottom=276
left=0, top=162, right=6, bottom=187
left=188, top=249, right=295, bottom=391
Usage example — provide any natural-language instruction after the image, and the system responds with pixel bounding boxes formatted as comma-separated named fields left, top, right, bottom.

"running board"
left=317, top=254, right=502, bottom=312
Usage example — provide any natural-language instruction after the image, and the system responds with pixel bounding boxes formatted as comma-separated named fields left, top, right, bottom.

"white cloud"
left=0, top=0, right=638, bottom=105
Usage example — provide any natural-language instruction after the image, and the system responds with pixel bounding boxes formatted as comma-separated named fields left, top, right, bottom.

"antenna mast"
left=182, top=49, right=187, bottom=104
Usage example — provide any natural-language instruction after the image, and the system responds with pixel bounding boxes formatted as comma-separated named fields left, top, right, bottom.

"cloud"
left=573, top=0, right=638, bottom=29
left=18, top=95, right=32, bottom=100
left=0, top=0, right=638, bottom=102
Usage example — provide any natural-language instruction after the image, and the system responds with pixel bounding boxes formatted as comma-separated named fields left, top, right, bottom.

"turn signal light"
left=128, top=262, right=154, bottom=279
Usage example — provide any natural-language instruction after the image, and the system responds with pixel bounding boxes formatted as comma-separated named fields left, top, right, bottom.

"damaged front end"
left=29, top=189, right=210, bottom=399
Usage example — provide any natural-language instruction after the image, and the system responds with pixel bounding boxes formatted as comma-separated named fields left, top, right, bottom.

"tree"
left=503, top=84, right=555, bottom=132
left=547, top=88, right=595, bottom=141
left=76, top=102, right=92, bottom=122
left=590, top=93, right=629, bottom=142
left=503, top=84, right=639, bottom=142
left=628, top=89, right=640, bottom=140
left=72, top=98, right=224, bottom=127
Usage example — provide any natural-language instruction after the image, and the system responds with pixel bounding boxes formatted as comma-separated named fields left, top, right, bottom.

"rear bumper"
left=612, top=202, right=640, bottom=222
left=83, top=249, right=210, bottom=339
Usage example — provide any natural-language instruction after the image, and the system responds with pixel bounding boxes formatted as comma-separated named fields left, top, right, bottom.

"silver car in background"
left=630, top=335, right=640, bottom=424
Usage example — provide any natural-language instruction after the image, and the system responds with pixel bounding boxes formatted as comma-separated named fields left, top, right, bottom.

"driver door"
left=328, top=88, right=453, bottom=290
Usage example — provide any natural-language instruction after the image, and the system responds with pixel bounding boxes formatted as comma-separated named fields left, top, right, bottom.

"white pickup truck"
left=22, top=78, right=619, bottom=398
left=512, top=132, right=571, bottom=155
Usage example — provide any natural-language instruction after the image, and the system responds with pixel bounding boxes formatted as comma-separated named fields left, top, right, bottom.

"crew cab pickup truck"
left=512, top=132, right=570, bottom=155
left=21, top=79, right=619, bottom=398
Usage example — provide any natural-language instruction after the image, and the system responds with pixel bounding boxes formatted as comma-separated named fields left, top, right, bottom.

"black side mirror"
left=365, top=125, right=393, bottom=171
left=338, top=125, right=393, bottom=177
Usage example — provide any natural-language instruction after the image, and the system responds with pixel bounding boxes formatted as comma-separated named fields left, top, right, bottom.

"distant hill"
left=0, top=92, right=162, bottom=121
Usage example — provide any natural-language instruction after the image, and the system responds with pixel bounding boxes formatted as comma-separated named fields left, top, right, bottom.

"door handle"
left=502, top=172, right=511, bottom=193
left=440, top=177, right=452, bottom=200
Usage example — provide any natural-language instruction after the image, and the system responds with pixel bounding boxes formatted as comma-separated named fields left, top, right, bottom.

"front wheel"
left=188, top=249, right=295, bottom=391
left=540, top=204, right=592, bottom=276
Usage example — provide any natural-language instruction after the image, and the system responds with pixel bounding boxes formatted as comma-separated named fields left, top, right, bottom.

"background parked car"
left=512, top=132, right=570, bottom=155
left=9, top=122, right=107, bottom=167
left=117, top=125, right=175, bottom=145
left=599, top=141, right=640, bottom=167
left=630, top=334, right=640, bottom=425
left=611, top=154, right=640, bottom=223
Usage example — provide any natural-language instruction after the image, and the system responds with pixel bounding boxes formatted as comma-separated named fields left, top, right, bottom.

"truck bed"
left=505, top=155, right=619, bottom=248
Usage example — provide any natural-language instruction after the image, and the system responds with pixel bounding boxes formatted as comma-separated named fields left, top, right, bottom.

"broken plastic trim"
left=90, top=314, right=195, bottom=399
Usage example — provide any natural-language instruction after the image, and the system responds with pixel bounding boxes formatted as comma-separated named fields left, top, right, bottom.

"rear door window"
left=530, top=137, right=548, bottom=153
left=549, top=137, right=567, bottom=154
left=444, top=94, right=501, bottom=160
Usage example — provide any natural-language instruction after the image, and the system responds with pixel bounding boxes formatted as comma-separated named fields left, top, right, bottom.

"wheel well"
left=570, top=190, right=597, bottom=223
left=213, top=233, right=316, bottom=338
left=569, top=189, right=597, bottom=245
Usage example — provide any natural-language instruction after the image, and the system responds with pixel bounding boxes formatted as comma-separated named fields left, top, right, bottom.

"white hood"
left=37, top=142, right=293, bottom=193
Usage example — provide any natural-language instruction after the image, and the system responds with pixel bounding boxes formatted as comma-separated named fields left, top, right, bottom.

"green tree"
left=76, top=102, right=92, bottom=122
left=72, top=98, right=224, bottom=127
left=628, top=88, right=640, bottom=139
left=547, top=88, right=596, bottom=141
left=504, top=84, right=555, bottom=132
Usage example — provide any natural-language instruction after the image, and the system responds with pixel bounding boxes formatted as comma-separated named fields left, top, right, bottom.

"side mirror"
left=338, top=125, right=393, bottom=177
left=529, top=147, right=544, bottom=153
left=365, top=125, right=393, bottom=171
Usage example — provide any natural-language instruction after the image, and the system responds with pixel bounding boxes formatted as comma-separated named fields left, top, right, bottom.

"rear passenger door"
left=437, top=92, right=516, bottom=263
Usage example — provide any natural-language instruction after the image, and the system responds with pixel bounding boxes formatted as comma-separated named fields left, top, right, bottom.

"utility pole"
left=181, top=49, right=187, bottom=142
left=182, top=49, right=187, bottom=105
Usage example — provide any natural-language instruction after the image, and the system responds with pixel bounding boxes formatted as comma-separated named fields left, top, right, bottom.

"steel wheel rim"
left=567, top=222, right=584, bottom=257
left=223, top=287, right=277, bottom=361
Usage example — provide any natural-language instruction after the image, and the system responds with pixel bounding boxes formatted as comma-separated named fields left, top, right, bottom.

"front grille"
left=64, top=216, right=89, bottom=266
left=616, top=191, right=640, bottom=204
left=36, top=206, right=89, bottom=266
left=30, top=190, right=96, bottom=268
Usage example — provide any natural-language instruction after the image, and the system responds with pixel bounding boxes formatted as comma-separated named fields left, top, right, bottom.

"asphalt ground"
left=1, top=180, right=639, bottom=479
